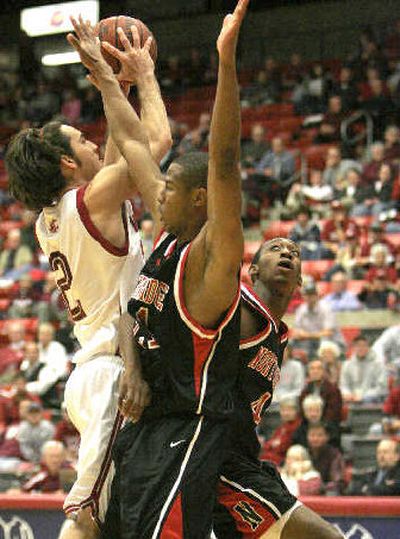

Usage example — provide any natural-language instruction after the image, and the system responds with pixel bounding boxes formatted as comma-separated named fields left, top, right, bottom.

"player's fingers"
left=130, top=25, right=140, bottom=49
left=78, top=14, right=90, bottom=37
left=117, top=27, right=132, bottom=52
left=69, top=17, right=84, bottom=40
left=143, top=36, right=152, bottom=53
left=102, top=41, right=123, bottom=60
left=235, top=0, right=250, bottom=21
left=67, top=33, right=81, bottom=51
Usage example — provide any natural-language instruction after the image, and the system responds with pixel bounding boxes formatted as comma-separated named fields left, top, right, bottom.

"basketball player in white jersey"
left=5, top=24, right=170, bottom=539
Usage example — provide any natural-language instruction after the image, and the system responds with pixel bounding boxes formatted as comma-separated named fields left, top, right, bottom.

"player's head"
left=159, top=152, right=208, bottom=236
left=6, top=122, right=101, bottom=211
left=249, top=238, right=302, bottom=295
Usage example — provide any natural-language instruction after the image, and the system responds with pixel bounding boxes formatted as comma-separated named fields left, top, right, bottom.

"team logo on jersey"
left=233, top=501, right=263, bottom=531
left=133, top=275, right=169, bottom=312
left=248, top=347, right=280, bottom=389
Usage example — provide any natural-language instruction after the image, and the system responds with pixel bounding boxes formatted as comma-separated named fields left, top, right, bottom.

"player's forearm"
left=119, top=312, right=143, bottom=378
left=208, top=62, right=241, bottom=175
left=96, top=71, right=149, bottom=155
left=137, top=72, right=172, bottom=163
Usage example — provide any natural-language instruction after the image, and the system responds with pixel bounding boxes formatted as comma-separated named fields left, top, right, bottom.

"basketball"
left=94, top=16, right=158, bottom=74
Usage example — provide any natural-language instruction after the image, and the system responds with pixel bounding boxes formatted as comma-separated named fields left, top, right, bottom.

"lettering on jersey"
left=248, top=347, right=281, bottom=390
left=132, top=317, right=160, bottom=350
left=133, top=275, right=169, bottom=312
left=49, top=252, right=86, bottom=322
left=233, top=501, right=263, bottom=531
left=250, top=392, right=272, bottom=425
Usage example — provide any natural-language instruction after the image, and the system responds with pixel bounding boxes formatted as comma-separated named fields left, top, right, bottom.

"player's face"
left=158, top=164, right=192, bottom=234
left=61, top=125, right=102, bottom=182
left=252, top=238, right=302, bottom=290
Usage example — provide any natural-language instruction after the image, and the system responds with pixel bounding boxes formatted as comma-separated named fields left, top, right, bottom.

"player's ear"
left=192, top=186, right=207, bottom=207
left=60, top=155, right=78, bottom=173
left=249, top=263, right=259, bottom=284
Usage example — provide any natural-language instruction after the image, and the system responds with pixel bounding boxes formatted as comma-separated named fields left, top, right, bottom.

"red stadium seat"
left=341, top=326, right=361, bottom=346
left=0, top=299, right=10, bottom=312
left=243, top=241, right=261, bottom=263
left=304, top=144, right=332, bottom=171
left=0, top=221, right=23, bottom=239
left=347, top=280, right=366, bottom=295
left=386, top=233, right=400, bottom=249
left=301, top=259, right=335, bottom=280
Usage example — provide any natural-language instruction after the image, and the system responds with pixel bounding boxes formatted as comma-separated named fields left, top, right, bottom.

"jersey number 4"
left=49, top=252, right=86, bottom=322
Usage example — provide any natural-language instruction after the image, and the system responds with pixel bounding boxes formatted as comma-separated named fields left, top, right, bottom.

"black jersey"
left=128, top=231, right=241, bottom=419
left=229, top=283, right=288, bottom=460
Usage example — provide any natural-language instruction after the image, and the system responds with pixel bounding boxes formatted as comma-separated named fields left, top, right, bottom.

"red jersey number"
left=49, top=252, right=86, bottom=322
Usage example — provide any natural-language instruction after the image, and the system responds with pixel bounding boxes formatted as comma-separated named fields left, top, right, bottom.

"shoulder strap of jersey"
left=240, top=283, right=278, bottom=333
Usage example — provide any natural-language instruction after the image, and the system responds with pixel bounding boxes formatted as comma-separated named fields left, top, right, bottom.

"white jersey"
left=36, top=185, right=144, bottom=364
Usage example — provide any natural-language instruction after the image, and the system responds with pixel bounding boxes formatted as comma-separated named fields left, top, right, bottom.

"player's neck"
left=176, top=218, right=204, bottom=245
left=253, top=280, right=290, bottom=321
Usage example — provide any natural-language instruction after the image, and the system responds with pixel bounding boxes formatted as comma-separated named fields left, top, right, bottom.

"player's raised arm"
left=102, top=29, right=172, bottom=165
left=184, top=0, right=248, bottom=328
left=67, top=17, right=163, bottom=216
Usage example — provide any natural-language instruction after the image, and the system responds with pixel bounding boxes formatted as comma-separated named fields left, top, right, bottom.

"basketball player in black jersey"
left=98, top=1, right=248, bottom=538
left=214, top=238, right=343, bottom=539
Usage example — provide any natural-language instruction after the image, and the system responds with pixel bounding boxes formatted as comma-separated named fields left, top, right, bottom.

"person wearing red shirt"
left=321, top=201, right=359, bottom=257
left=260, top=398, right=301, bottom=466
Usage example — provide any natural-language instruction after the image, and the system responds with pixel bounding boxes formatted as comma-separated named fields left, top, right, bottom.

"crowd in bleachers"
left=0, top=19, right=399, bottom=496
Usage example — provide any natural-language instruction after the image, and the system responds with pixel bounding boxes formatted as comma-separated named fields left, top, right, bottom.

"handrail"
left=341, top=110, right=374, bottom=148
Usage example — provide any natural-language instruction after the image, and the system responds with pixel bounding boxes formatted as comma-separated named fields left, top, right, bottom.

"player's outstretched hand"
left=118, top=371, right=151, bottom=422
left=102, top=25, right=154, bottom=84
left=217, top=0, right=249, bottom=65
left=67, top=15, right=110, bottom=76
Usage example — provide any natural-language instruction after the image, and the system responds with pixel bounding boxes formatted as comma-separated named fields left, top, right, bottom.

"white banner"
left=21, top=0, right=99, bottom=37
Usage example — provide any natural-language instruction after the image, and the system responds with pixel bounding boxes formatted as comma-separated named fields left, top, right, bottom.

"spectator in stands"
left=340, top=335, right=387, bottom=403
left=37, top=323, right=67, bottom=367
left=0, top=229, right=33, bottom=279
left=300, top=359, right=343, bottom=422
left=288, top=206, right=323, bottom=260
left=346, top=439, right=400, bottom=496
left=26, top=81, right=59, bottom=125
left=241, top=123, right=270, bottom=168
left=283, top=53, right=306, bottom=90
left=307, top=422, right=345, bottom=495
left=22, top=440, right=74, bottom=494
left=383, top=125, right=400, bottom=162
left=8, top=274, right=40, bottom=320
left=329, top=66, right=359, bottom=113
left=358, top=269, right=398, bottom=310
left=60, top=89, right=81, bottom=125
left=372, top=324, right=400, bottom=368
left=317, top=340, right=342, bottom=386
left=292, top=281, right=344, bottom=357
left=322, top=146, right=360, bottom=192
left=339, top=168, right=376, bottom=217
left=183, top=47, right=207, bottom=87
left=286, top=170, right=333, bottom=220
left=54, top=402, right=79, bottom=465
left=21, top=339, right=67, bottom=409
left=369, top=162, right=398, bottom=218
left=314, top=95, right=345, bottom=144
left=272, top=344, right=305, bottom=405
left=362, top=142, right=385, bottom=185
left=295, top=393, right=341, bottom=450
left=321, top=200, right=359, bottom=258
left=362, top=79, right=394, bottom=139
left=259, top=398, right=301, bottom=466
left=326, top=228, right=365, bottom=280
left=241, top=68, right=281, bottom=107
left=17, top=401, right=54, bottom=464
left=0, top=374, right=39, bottom=431
left=280, top=445, right=322, bottom=496
left=20, top=209, right=37, bottom=255
left=160, top=55, right=184, bottom=93
left=0, top=321, right=26, bottom=384
left=322, top=270, right=362, bottom=311
left=177, top=112, right=210, bottom=155
left=37, top=272, right=68, bottom=324
left=361, top=221, right=397, bottom=261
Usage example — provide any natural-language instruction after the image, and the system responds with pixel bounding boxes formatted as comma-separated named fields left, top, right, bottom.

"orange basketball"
left=94, top=15, right=157, bottom=74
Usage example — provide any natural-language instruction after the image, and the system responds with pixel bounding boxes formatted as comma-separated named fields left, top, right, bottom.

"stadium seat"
left=348, top=405, right=383, bottom=436
left=386, top=233, right=400, bottom=249
left=303, top=144, right=332, bottom=170
left=243, top=241, right=260, bottom=263
left=352, top=437, right=381, bottom=469
left=263, top=221, right=294, bottom=240
left=341, top=326, right=361, bottom=346
left=301, top=259, right=335, bottom=280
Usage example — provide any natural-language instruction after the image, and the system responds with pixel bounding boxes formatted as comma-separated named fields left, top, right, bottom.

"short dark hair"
left=5, top=121, right=76, bottom=211
left=172, top=151, right=208, bottom=190
left=353, top=334, right=368, bottom=344
left=307, top=422, right=328, bottom=434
